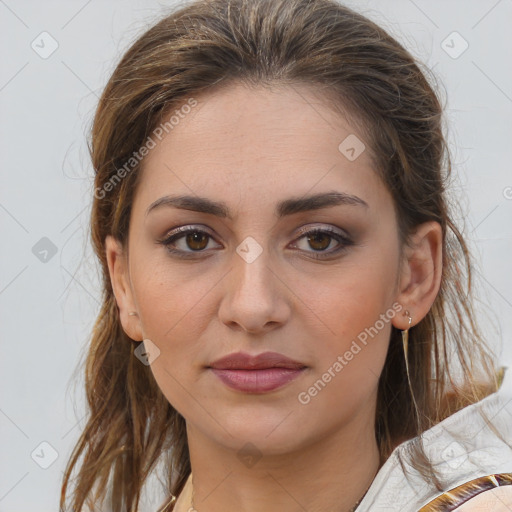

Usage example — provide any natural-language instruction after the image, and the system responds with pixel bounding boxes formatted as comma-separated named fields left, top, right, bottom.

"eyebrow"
left=145, top=191, right=369, bottom=219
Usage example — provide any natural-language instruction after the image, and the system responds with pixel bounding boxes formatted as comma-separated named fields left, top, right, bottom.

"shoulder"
left=453, top=485, right=512, bottom=511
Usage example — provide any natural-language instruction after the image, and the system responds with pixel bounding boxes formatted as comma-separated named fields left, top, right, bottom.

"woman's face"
left=108, top=82, right=408, bottom=454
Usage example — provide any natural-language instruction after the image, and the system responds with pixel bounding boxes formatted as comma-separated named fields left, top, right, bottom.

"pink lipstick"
left=208, top=351, right=307, bottom=393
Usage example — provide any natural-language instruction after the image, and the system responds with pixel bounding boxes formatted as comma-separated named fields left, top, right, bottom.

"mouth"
left=209, top=367, right=307, bottom=393
left=207, top=351, right=308, bottom=393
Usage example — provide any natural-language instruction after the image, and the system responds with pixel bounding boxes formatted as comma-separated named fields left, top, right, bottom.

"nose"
left=218, top=244, right=291, bottom=334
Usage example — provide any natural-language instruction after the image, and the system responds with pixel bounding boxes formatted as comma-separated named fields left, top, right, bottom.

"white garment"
left=357, top=366, right=512, bottom=511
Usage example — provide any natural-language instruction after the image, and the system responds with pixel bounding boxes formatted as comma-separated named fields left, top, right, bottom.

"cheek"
left=133, top=255, right=219, bottom=342
left=292, top=249, right=398, bottom=396
left=132, top=265, right=216, bottom=414
left=294, top=286, right=392, bottom=430
left=296, top=248, right=399, bottom=340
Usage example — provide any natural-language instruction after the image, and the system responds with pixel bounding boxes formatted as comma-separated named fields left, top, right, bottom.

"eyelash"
left=156, top=224, right=354, bottom=260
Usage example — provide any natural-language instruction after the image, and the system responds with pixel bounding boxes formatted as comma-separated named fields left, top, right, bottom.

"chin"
left=212, top=414, right=311, bottom=455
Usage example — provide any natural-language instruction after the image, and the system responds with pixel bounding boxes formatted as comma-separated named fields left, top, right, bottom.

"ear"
left=392, top=221, right=443, bottom=330
left=105, top=235, right=143, bottom=341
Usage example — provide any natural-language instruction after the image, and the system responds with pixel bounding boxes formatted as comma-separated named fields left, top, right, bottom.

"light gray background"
left=1, top=0, right=511, bottom=510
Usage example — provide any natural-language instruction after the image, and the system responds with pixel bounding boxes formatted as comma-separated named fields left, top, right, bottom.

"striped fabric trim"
left=157, top=473, right=512, bottom=511
left=419, top=473, right=512, bottom=511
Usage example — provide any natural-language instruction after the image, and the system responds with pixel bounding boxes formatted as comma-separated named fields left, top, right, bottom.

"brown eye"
left=158, top=226, right=221, bottom=256
left=186, top=231, right=209, bottom=250
left=292, top=226, right=353, bottom=260
left=306, top=232, right=332, bottom=251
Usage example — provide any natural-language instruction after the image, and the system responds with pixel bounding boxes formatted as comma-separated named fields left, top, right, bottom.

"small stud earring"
left=128, top=311, right=138, bottom=316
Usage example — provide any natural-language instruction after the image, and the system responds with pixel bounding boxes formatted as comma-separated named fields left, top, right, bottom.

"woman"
left=59, top=0, right=512, bottom=510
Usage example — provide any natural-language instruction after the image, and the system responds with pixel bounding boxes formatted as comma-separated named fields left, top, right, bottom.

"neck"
left=180, top=406, right=381, bottom=512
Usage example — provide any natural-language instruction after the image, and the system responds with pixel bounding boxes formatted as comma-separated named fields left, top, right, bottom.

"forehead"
left=135, top=82, right=388, bottom=212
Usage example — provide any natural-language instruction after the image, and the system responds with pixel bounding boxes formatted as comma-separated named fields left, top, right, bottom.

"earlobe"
left=392, top=221, right=443, bottom=330
left=105, top=235, right=143, bottom=341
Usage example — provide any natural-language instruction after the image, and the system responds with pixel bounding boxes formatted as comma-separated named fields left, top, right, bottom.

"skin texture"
left=106, top=82, right=442, bottom=512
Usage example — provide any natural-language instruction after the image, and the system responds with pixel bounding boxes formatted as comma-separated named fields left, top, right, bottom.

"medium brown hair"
left=60, top=0, right=503, bottom=510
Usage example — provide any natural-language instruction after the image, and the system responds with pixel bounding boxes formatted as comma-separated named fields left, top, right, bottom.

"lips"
left=208, top=351, right=307, bottom=370
left=207, top=351, right=307, bottom=393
